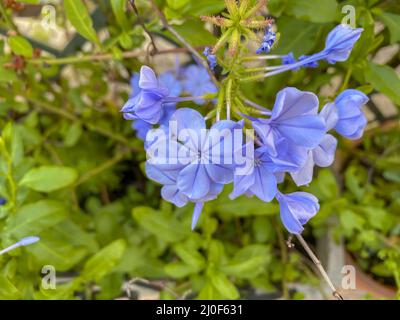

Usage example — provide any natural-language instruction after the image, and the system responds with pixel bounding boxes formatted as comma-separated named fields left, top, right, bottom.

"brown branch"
left=128, top=0, right=158, bottom=54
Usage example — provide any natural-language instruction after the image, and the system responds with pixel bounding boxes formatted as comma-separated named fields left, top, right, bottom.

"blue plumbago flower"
left=333, top=89, right=369, bottom=139
left=276, top=192, right=319, bottom=234
left=230, top=146, right=277, bottom=202
left=145, top=108, right=242, bottom=229
left=129, top=69, right=182, bottom=140
left=256, top=25, right=276, bottom=54
left=323, top=24, right=363, bottom=64
left=203, top=47, right=217, bottom=70
left=252, top=87, right=326, bottom=161
left=0, top=198, right=6, bottom=205
left=182, top=65, right=218, bottom=104
left=121, top=66, right=170, bottom=124
left=262, top=24, right=363, bottom=78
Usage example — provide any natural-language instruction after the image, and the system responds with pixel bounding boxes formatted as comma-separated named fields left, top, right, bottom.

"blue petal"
left=249, top=165, right=277, bottom=202
left=171, top=108, right=206, bottom=150
left=191, top=202, right=204, bottom=230
left=271, top=87, right=320, bottom=121
left=290, top=152, right=314, bottom=186
left=275, top=115, right=326, bottom=148
left=161, top=185, right=188, bottom=207
left=320, top=102, right=338, bottom=131
left=177, top=163, right=210, bottom=200
left=313, top=134, right=337, bottom=167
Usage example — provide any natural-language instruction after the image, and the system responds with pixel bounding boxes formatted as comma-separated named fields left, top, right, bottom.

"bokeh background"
left=0, top=0, right=399, bottom=300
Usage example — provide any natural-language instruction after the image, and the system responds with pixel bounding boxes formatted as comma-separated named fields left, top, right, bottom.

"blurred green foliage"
left=0, top=0, right=399, bottom=299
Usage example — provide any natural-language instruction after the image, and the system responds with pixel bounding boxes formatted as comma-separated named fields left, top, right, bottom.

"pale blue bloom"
left=333, top=89, right=369, bottom=139
left=276, top=192, right=319, bottom=234
left=252, top=87, right=326, bottom=170
left=121, top=66, right=169, bottom=124
left=182, top=65, right=218, bottom=104
left=323, top=24, right=363, bottom=64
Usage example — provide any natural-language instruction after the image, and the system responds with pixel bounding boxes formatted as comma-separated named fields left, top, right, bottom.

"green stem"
left=225, top=79, right=233, bottom=120
left=27, top=97, right=136, bottom=149
left=0, top=1, right=17, bottom=32
left=0, top=139, right=17, bottom=211
left=75, top=149, right=130, bottom=185
left=339, top=66, right=353, bottom=92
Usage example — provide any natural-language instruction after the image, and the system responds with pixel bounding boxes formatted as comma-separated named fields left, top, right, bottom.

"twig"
left=128, top=0, right=158, bottom=53
left=295, top=234, right=344, bottom=300
left=27, top=47, right=199, bottom=65
left=27, top=97, right=137, bottom=150
left=75, top=148, right=130, bottom=185
left=149, top=0, right=219, bottom=87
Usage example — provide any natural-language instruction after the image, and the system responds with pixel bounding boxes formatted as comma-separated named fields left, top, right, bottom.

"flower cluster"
left=121, top=23, right=368, bottom=235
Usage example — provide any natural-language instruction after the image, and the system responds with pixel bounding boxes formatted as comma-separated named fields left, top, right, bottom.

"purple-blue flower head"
left=121, top=66, right=169, bottom=124
left=252, top=87, right=326, bottom=156
left=145, top=108, right=243, bottom=229
left=182, top=65, right=218, bottom=104
left=256, top=26, right=276, bottom=54
left=323, top=24, right=363, bottom=64
left=334, top=89, right=369, bottom=139
left=203, top=47, right=217, bottom=70
left=276, top=191, right=319, bottom=234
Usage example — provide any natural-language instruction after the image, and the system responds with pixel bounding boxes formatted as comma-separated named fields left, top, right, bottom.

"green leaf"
left=0, top=57, right=16, bottom=83
left=19, top=165, right=78, bottom=192
left=0, top=275, right=21, bottom=299
left=132, top=206, right=189, bottom=242
left=166, top=20, right=216, bottom=46
left=27, top=236, right=87, bottom=271
left=220, top=245, right=270, bottom=278
left=164, top=262, right=198, bottom=278
left=275, top=17, right=321, bottom=56
left=173, top=242, right=206, bottom=270
left=186, top=0, right=226, bottom=16
left=64, top=0, right=99, bottom=45
left=378, top=12, right=400, bottom=44
left=15, top=0, right=40, bottom=3
left=8, top=36, right=33, bottom=58
left=64, top=122, right=82, bottom=147
left=285, top=0, right=338, bottom=23
left=339, top=210, right=365, bottom=235
left=111, top=0, right=129, bottom=30
left=167, top=0, right=189, bottom=10
left=364, top=62, right=400, bottom=106
left=210, top=272, right=239, bottom=299
left=5, top=200, right=68, bottom=238
left=81, top=239, right=126, bottom=282
left=1, top=122, right=24, bottom=166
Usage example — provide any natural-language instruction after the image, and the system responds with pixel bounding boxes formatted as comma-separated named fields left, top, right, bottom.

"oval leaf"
left=20, top=166, right=78, bottom=192
left=8, top=36, right=33, bottom=58
left=64, top=0, right=99, bottom=45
